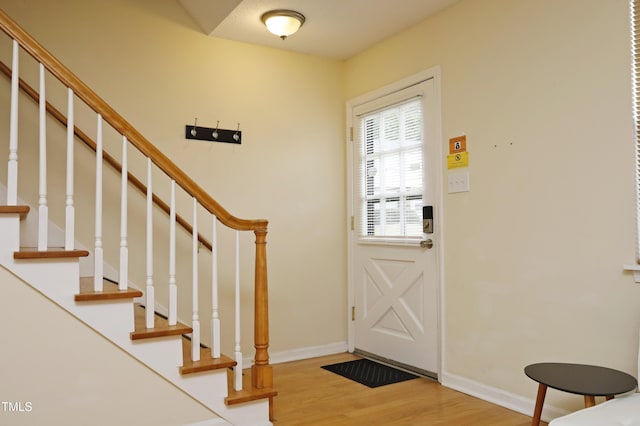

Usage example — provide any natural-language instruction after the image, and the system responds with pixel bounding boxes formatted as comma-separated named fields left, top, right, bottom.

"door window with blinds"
left=354, top=84, right=428, bottom=243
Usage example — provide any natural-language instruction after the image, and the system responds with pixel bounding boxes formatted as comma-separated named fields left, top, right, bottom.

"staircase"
left=0, top=9, right=275, bottom=426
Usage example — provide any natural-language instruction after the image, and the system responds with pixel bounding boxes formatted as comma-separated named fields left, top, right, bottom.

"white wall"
left=345, top=0, right=640, bottom=413
left=0, top=266, right=218, bottom=425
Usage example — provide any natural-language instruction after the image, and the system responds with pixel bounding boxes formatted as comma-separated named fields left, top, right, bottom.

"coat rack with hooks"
left=185, top=119, right=242, bottom=144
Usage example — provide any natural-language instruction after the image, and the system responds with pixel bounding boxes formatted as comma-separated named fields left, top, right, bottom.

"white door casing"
left=347, top=68, right=443, bottom=377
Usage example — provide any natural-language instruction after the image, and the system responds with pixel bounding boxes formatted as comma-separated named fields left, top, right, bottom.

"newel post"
left=252, top=226, right=273, bottom=389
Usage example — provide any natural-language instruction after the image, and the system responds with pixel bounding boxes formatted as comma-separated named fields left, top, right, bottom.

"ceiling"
left=178, top=0, right=460, bottom=60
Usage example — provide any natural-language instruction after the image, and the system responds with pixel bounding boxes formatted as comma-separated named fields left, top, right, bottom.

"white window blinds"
left=632, top=0, right=640, bottom=261
left=357, top=97, right=424, bottom=238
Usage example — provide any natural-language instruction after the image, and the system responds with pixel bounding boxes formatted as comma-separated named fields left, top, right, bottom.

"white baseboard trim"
left=441, top=371, right=569, bottom=423
left=270, top=341, right=349, bottom=365
left=182, top=418, right=232, bottom=426
left=243, top=341, right=349, bottom=367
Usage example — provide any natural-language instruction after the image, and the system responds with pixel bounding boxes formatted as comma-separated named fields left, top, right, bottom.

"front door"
left=349, top=74, right=441, bottom=377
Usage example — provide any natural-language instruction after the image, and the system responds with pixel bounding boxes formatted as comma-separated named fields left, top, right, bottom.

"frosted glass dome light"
left=261, top=10, right=305, bottom=40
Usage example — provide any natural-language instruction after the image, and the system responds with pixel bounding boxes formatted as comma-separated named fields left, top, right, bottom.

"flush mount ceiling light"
left=261, top=10, right=305, bottom=40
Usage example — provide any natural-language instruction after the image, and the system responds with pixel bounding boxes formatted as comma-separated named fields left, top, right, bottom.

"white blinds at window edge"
left=356, top=97, right=424, bottom=238
left=632, top=0, right=640, bottom=262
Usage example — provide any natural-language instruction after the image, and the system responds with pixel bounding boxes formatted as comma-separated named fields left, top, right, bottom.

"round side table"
left=524, top=362, right=637, bottom=426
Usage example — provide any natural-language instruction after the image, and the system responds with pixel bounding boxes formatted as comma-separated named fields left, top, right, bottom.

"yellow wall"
left=345, top=0, right=639, bottom=410
left=0, top=0, right=347, bottom=360
left=1, top=0, right=640, bottom=418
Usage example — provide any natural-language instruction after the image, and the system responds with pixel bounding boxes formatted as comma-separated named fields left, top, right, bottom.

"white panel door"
left=350, top=76, right=440, bottom=376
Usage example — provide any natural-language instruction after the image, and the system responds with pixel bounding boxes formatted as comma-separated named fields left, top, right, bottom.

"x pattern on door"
left=363, top=257, right=425, bottom=341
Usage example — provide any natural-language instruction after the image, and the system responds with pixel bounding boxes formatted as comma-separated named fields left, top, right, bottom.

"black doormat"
left=321, top=358, right=418, bottom=388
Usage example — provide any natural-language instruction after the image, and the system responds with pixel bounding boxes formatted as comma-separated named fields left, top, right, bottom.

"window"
left=632, top=0, right=640, bottom=261
left=356, top=97, right=425, bottom=239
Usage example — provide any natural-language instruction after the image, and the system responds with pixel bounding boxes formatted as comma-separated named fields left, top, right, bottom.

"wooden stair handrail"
left=0, top=8, right=273, bottom=393
left=0, top=60, right=213, bottom=252
left=0, top=8, right=267, bottom=232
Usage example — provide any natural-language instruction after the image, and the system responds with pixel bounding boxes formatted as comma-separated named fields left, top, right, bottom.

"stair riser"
left=0, top=215, right=21, bottom=253
left=9, top=260, right=81, bottom=300
left=0, top=212, right=272, bottom=426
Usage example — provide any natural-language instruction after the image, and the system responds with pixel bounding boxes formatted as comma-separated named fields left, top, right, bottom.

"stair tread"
left=180, top=337, right=237, bottom=375
left=75, top=277, right=143, bottom=301
left=0, top=205, right=30, bottom=219
left=130, top=304, right=192, bottom=340
left=14, top=247, right=90, bottom=259
left=225, top=370, right=278, bottom=405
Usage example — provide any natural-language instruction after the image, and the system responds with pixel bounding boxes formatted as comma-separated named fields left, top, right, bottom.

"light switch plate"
left=448, top=170, right=470, bottom=193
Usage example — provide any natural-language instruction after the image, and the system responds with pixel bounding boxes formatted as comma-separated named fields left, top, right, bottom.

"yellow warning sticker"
left=447, top=152, right=469, bottom=169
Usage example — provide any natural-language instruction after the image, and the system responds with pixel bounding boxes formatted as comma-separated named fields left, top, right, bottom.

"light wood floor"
left=269, top=352, right=546, bottom=426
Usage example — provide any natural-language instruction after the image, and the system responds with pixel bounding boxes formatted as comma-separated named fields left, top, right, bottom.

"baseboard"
left=440, top=371, right=569, bottom=423
left=243, top=341, right=349, bottom=367
left=182, top=418, right=232, bottom=426
left=271, top=341, right=349, bottom=364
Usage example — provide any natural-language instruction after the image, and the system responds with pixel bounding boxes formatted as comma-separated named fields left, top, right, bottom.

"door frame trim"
left=346, top=66, right=445, bottom=381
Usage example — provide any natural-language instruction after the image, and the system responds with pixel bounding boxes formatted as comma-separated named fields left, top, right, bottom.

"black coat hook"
left=185, top=121, right=242, bottom=144
left=233, top=123, right=240, bottom=142
left=190, top=118, right=198, bottom=136
left=212, top=120, right=219, bottom=140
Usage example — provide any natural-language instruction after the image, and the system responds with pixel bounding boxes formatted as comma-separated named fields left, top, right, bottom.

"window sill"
left=623, top=264, right=640, bottom=283
left=357, top=237, right=424, bottom=247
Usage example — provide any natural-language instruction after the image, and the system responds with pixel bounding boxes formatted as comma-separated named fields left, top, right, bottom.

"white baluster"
left=119, top=136, right=128, bottom=290
left=94, top=115, right=103, bottom=292
left=234, top=230, right=242, bottom=391
left=145, top=158, right=155, bottom=329
left=38, top=63, right=48, bottom=251
left=211, top=215, right=220, bottom=358
left=7, top=40, right=19, bottom=206
left=65, top=88, right=75, bottom=250
left=168, top=180, right=177, bottom=326
left=191, top=197, right=200, bottom=362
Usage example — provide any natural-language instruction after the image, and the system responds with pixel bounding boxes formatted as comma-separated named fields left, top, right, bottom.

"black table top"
left=525, top=362, right=638, bottom=396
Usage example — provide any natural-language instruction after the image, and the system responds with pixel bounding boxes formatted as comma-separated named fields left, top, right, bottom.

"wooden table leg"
left=584, top=395, right=596, bottom=407
left=531, top=383, right=547, bottom=426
